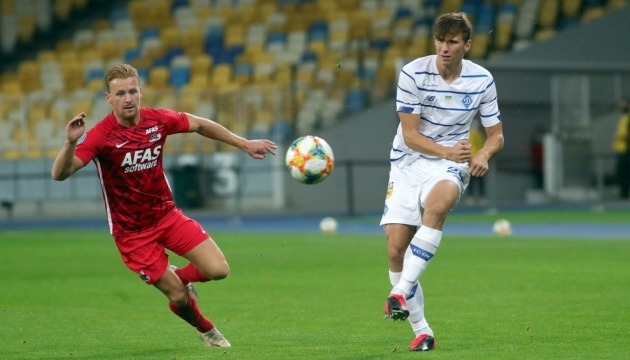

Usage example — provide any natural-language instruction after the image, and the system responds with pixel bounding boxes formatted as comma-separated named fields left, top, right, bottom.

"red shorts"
left=114, top=208, right=209, bottom=284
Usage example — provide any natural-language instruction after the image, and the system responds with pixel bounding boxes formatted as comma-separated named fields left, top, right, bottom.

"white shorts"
left=380, top=157, right=470, bottom=227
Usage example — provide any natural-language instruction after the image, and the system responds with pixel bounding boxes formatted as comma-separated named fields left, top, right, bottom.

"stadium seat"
left=148, top=66, right=171, bottom=90
left=169, top=66, right=190, bottom=90
left=234, top=63, right=253, bottom=85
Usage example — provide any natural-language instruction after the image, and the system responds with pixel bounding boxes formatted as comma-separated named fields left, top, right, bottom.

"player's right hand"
left=67, top=112, right=86, bottom=143
left=447, top=140, right=472, bottom=163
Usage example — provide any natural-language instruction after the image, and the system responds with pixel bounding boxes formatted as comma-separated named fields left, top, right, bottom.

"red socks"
left=168, top=295, right=214, bottom=333
left=174, top=263, right=210, bottom=284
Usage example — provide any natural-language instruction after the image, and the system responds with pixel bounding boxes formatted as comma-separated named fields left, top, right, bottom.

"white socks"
left=389, top=270, right=432, bottom=336
left=394, top=226, right=442, bottom=295
left=389, top=226, right=442, bottom=337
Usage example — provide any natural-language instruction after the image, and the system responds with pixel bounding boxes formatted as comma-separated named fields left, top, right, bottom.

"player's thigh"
left=420, top=162, right=470, bottom=227
left=182, top=237, right=230, bottom=280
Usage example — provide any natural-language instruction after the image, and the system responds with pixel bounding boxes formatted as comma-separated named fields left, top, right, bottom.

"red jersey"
left=75, top=108, right=190, bottom=235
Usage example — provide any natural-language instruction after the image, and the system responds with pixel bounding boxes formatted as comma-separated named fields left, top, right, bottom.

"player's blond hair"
left=105, top=64, right=140, bottom=91
left=434, top=12, right=472, bottom=42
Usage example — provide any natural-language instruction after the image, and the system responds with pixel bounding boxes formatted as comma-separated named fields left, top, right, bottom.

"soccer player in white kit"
left=381, top=13, right=505, bottom=351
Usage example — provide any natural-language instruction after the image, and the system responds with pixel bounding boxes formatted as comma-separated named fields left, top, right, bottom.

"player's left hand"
left=245, top=139, right=277, bottom=159
left=468, top=154, right=489, bottom=177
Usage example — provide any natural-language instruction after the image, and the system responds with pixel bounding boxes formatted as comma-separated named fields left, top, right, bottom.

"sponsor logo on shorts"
left=383, top=205, right=388, bottom=216
left=139, top=270, right=151, bottom=283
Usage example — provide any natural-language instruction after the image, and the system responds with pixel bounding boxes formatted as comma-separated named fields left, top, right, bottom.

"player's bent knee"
left=212, top=262, right=230, bottom=280
left=387, top=247, right=405, bottom=264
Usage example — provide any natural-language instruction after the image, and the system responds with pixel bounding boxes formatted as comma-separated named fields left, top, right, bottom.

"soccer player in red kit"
left=51, top=64, right=277, bottom=348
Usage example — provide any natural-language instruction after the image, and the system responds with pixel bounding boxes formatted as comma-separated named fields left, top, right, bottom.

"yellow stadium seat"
left=17, top=61, right=42, bottom=93
left=182, top=27, right=204, bottom=56
left=148, top=66, right=171, bottom=89
left=99, top=39, right=123, bottom=61
left=538, top=0, right=559, bottom=28
left=210, top=64, right=233, bottom=87
left=191, top=54, right=212, bottom=78
left=1, top=0, right=16, bottom=14
left=225, top=24, right=245, bottom=47
left=161, top=27, right=182, bottom=49
left=92, top=19, right=112, bottom=34
left=55, top=0, right=73, bottom=20
left=581, top=6, right=605, bottom=22
left=469, top=33, right=491, bottom=59
left=17, top=14, right=37, bottom=42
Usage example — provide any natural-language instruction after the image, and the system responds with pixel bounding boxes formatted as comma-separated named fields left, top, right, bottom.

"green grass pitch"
left=1, top=215, right=629, bottom=359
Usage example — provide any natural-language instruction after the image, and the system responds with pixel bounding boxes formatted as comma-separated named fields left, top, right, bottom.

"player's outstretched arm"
left=186, top=113, right=277, bottom=159
left=468, top=122, right=504, bottom=177
left=51, top=113, right=88, bottom=181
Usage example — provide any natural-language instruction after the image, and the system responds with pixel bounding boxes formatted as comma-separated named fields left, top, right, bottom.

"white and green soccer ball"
left=285, top=135, right=335, bottom=185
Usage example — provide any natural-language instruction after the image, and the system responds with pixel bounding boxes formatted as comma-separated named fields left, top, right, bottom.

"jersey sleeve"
left=158, top=108, right=190, bottom=135
left=74, top=129, right=102, bottom=165
left=396, top=65, right=421, bottom=115
left=478, top=75, right=502, bottom=127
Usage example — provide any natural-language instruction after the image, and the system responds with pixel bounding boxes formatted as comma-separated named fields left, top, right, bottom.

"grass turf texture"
left=351, top=208, right=630, bottom=224
left=1, top=227, right=629, bottom=359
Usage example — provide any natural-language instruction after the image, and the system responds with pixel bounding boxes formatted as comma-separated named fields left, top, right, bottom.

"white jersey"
left=391, top=55, right=501, bottom=165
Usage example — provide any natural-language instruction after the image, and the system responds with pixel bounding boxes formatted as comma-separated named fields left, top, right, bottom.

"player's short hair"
left=434, top=12, right=472, bottom=42
left=105, top=64, right=140, bottom=91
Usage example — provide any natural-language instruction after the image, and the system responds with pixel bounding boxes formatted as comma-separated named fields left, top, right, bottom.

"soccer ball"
left=492, top=219, right=512, bottom=237
left=285, top=135, right=335, bottom=184
left=319, top=217, right=338, bottom=234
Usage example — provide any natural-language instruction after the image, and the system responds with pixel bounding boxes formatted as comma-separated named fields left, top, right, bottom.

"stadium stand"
left=0, top=0, right=628, bottom=159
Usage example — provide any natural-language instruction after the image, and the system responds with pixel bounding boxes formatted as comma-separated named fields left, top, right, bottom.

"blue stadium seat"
left=169, top=67, right=190, bottom=89
left=204, top=26, right=225, bottom=56
left=459, top=2, right=479, bottom=20
left=394, top=7, right=413, bottom=20
left=85, top=68, right=105, bottom=82
left=267, top=32, right=287, bottom=46
left=110, top=8, right=129, bottom=22
left=124, top=48, right=142, bottom=64
left=370, top=38, right=390, bottom=51
left=301, top=51, right=318, bottom=63
left=139, top=28, right=160, bottom=43
left=225, top=45, right=245, bottom=59
left=137, top=67, right=149, bottom=85
left=171, top=0, right=189, bottom=11
left=345, top=89, right=367, bottom=115
left=270, top=119, right=293, bottom=141
left=308, top=21, right=329, bottom=42
left=212, top=52, right=235, bottom=66
left=234, top=63, right=253, bottom=77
